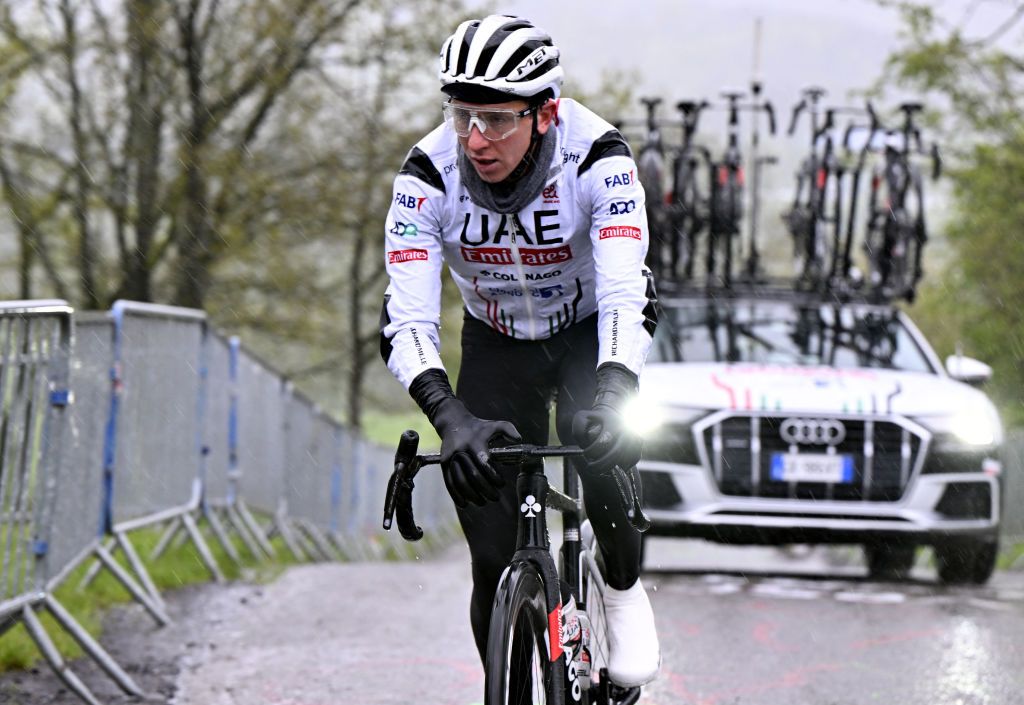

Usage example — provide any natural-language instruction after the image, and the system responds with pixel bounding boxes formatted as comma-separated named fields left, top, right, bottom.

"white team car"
left=630, top=283, right=1005, bottom=584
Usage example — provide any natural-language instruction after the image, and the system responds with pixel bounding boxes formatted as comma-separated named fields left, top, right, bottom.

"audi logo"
left=779, top=418, right=846, bottom=446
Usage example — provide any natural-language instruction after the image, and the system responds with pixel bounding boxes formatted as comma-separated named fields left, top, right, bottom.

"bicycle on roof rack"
left=620, top=97, right=673, bottom=281
left=705, top=89, right=775, bottom=289
left=784, top=88, right=878, bottom=294
left=667, top=98, right=711, bottom=281
left=835, top=101, right=882, bottom=292
left=782, top=85, right=832, bottom=287
left=862, top=102, right=941, bottom=303
left=383, top=430, right=649, bottom=705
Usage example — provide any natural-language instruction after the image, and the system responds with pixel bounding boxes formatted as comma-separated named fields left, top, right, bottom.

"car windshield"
left=650, top=298, right=935, bottom=373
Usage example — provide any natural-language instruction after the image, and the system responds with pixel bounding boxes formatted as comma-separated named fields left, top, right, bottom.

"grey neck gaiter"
left=458, top=126, right=558, bottom=214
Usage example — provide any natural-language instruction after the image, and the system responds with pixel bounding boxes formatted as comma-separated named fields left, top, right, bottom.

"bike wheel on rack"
left=579, top=521, right=642, bottom=705
left=485, top=560, right=553, bottom=705
left=639, top=150, right=667, bottom=278
left=672, top=163, right=704, bottom=280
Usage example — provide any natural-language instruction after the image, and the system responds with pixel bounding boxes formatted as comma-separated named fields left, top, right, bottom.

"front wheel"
left=935, top=537, right=999, bottom=586
left=485, top=561, right=554, bottom=705
left=864, top=543, right=916, bottom=581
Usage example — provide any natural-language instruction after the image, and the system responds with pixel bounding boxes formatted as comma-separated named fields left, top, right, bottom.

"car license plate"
left=770, top=453, right=855, bottom=483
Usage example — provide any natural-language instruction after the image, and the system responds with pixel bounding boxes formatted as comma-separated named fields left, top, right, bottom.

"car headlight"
left=621, top=396, right=668, bottom=437
left=621, top=397, right=706, bottom=439
left=914, top=407, right=1002, bottom=448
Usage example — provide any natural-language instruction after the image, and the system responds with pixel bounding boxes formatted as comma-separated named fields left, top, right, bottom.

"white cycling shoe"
left=603, top=578, right=661, bottom=687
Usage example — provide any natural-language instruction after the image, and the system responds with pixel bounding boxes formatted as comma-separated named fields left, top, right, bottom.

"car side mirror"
left=945, top=354, right=993, bottom=386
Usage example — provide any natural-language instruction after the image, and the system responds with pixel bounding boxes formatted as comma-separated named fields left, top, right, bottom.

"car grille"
left=698, top=414, right=927, bottom=502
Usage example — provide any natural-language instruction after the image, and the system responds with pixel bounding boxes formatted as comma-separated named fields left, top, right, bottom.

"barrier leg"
left=327, top=531, right=355, bottom=561
left=181, top=511, right=225, bottom=583
left=296, top=520, right=339, bottom=561
left=271, top=512, right=307, bottom=562
left=114, top=530, right=166, bottom=611
left=226, top=503, right=269, bottom=561
left=150, top=516, right=184, bottom=561
left=236, top=500, right=277, bottom=559
left=204, top=505, right=242, bottom=565
left=22, top=605, right=103, bottom=705
left=77, top=536, right=116, bottom=591
left=93, top=543, right=170, bottom=625
left=43, top=594, right=145, bottom=697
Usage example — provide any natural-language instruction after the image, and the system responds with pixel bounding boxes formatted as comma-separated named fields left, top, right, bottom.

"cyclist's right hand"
left=433, top=398, right=521, bottom=508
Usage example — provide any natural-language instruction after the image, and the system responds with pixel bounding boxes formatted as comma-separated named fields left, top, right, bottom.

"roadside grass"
left=362, top=410, right=440, bottom=450
left=998, top=540, right=1024, bottom=570
left=0, top=519, right=299, bottom=673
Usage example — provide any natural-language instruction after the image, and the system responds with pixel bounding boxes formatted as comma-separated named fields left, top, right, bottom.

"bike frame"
left=863, top=102, right=940, bottom=302
left=383, top=434, right=646, bottom=705
left=669, top=99, right=711, bottom=279
left=636, top=97, right=670, bottom=279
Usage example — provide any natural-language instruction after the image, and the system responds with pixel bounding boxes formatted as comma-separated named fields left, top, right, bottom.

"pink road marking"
left=850, top=628, right=944, bottom=650
left=751, top=621, right=799, bottom=653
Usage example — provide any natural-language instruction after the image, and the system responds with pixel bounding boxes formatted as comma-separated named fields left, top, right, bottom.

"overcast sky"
left=460, top=0, right=1007, bottom=262
left=479, top=1, right=1008, bottom=126
left=491, top=1, right=899, bottom=111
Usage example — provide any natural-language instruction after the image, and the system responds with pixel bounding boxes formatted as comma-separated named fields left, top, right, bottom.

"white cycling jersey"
left=381, top=98, right=657, bottom=389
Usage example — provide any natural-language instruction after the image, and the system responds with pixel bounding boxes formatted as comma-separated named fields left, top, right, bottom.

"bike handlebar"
left=382, top=430, right=651, bottom=541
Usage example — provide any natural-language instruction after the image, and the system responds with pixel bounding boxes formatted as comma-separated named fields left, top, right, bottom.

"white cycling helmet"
left=439, top=15, right=563, bottom=104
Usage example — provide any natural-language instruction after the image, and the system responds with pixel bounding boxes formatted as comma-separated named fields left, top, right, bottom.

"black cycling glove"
left=409, top=369, right=521, bottom=508
left=572, top=362, right=643, bottom=472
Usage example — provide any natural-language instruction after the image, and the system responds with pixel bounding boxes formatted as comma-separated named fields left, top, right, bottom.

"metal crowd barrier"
left=0, top=299, right=459, bottom=704
left=0, top=301, right=144, bottom=705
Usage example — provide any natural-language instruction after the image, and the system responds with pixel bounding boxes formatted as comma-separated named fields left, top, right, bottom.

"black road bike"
left=632, top=97, right=671, bottom=280
left=705, top=90, right=774, bottom=288
left=863, top=102, right=941, bottom=302
left=668, top=99, right=711, bottom=281
left=783, top=86, right=832, bottom=286
left=383, top=431, right=649, bottom=705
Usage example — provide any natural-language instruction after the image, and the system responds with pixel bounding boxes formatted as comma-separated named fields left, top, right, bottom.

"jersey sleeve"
left=379, top=157, right=447, bottom=389
left=578, top=131, right=658, bottom=375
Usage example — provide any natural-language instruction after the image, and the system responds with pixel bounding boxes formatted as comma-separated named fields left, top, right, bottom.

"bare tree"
left=0, top=0, right=477, bottom=426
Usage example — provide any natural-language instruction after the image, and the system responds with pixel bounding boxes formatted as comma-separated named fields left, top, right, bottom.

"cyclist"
left=379, top=14, right=661, bottom=690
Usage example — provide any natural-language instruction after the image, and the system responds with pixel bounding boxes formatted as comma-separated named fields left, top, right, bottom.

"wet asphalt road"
left=640, top=540, right=1024, bottom=705
left=170, top=538, right=1024, bottom=705
left=3, top=538, right=1023, bottom=705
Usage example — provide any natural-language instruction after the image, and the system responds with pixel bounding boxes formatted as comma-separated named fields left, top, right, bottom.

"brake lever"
left=383, top=430, right=424, bottom=540
left=609, top=464, right=652, bottom=533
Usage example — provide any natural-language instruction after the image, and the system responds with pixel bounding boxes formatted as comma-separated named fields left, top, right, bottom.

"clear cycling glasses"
left=442, top=102, right=536, bottom=141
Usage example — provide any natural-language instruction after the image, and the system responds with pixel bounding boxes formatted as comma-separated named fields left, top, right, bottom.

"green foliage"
left=1000, top=540, right=1024, bottom=570
left=363, top=408, right=441, bottom=450
left=878, top=1, right=1024, bottom=426
left=0, top=521, right=298, bottom=673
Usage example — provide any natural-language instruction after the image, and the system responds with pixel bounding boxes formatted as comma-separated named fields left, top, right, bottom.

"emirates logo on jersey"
left=388, top=249, right=428, bottom=264
left=598, top=225, right=642, bottom=241
left=461, top=245, right=573, bottom=266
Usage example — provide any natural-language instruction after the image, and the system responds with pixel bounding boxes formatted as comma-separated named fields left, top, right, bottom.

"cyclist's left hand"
left=572, top=363, right=643, bottom=472
left=572, top=405, right=642, bottom=472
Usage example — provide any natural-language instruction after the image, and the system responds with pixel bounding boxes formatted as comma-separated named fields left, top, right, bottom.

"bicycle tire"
left=579, top=521, right=642, bottom=705
left=485, top=560, right=554, bottom=705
